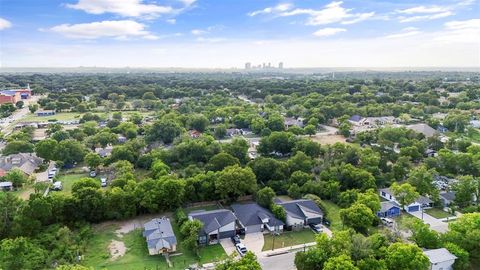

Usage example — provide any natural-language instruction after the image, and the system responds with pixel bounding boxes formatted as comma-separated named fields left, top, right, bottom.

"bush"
left=175, top=208, right=188, bottom=226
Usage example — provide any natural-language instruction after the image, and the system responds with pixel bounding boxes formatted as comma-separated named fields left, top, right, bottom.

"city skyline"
left=0, top=0, right=479, bottom=68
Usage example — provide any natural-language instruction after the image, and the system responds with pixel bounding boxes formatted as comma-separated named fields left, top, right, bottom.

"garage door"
left=408, top=205, right=419, bottom=212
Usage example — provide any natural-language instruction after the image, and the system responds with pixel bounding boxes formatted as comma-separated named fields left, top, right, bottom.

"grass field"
left=425, top=208, right=453, bottom=219
left=56, top=173, right=88, bottom=193
left=19, top=112, right=84, bottom=122
left=322, top=200, right=343, bottom=231
left=262, top=230, right=316, bottom=251
left=82, top=220, right=226, bottom=270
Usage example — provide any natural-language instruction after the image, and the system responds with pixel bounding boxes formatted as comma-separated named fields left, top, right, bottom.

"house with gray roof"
left=95, top=145, right=113, bottom=158
left=407, top=123, right=438, bottom=138
left=231, top=203, right=284, bottom=234
left=379, top=188, right=433, bottom=212
left=423, top=248, right=457, bottom=270
left=143, top=217, right=177, bottom=255
left=377, top=201, right=401, bottom=218
left=275, top=199, right=323, bottom=230
left=0, top=153, right=43, bottom=176
left=188, top=209, right=237, bottom=245
left=440, top=192, right=456, bottom=207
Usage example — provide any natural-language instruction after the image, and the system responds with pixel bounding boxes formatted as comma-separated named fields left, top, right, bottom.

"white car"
left=235, top=243, right=247, bottom=256
left=381, top=218, right=394, bottom=227
left=52, top=181, right=63, bottom=191
left=100, top=177, right=107, bottom=187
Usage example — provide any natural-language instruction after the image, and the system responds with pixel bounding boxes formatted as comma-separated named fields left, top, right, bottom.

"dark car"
left=322, top=218, right=331, bottom=227
left=231, top=235, right=241, bottom=245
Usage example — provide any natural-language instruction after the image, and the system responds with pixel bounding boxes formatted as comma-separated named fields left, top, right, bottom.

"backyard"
left=56, top=173, right=89, bottom=194
left=393, top=213, right=418, bottom=231
left=82, top=216, right=226, bottom=270
left=262, top=230, right=316, bottom=251
left=322, top=200, right=343, bottom=231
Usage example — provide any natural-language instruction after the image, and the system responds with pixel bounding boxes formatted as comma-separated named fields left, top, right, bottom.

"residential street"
left=259, top=252, right=296, bottom=270
left=409, top=210, right=449, bottom=233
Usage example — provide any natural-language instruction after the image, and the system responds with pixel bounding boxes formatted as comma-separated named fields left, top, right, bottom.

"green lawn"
left=393, top=213, right=417, bottom=230
left=18, top=112, right=85, bottom=122
left=425, top=208, right=453, bottom=219
left=82, top=220, right=226, bottom=270
left=322, top=200, right=343, bottom=231
left=56, top=173, right=88, bottom=194
left=262, top=230, right=317, bottom=251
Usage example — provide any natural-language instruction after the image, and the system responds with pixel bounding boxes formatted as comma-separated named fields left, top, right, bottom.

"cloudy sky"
left=0, top=0, right=479, bottom=68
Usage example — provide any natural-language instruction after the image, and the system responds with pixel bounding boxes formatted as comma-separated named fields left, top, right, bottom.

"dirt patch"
left=309, top=134, right=346, bottom=145
left=108, top=240, right=126, bottom=261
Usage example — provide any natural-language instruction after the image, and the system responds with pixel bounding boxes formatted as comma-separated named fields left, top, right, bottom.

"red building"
left=0, top=85, right=32, bottom=104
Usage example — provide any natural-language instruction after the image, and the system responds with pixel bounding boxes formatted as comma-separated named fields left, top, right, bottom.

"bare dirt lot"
left=308, top=134, right=346, bottom=145
left=108, top=240, right=127, bottom=261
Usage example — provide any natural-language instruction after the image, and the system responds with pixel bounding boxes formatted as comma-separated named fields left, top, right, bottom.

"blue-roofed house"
left=348, top=115, right=366, bottom=126
left=188, top=209, right=237, bottom=245
left=143, top=217, right=177, bottom=255
left=275, top=199, right=323, bottom=230
left=231, top=203, right=284, bottom=234
left=377, top=201, right=401, bottom=218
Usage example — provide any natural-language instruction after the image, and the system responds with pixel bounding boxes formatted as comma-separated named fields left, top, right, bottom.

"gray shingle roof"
left=276, top=199, right=323, bottom=220
left=407, top=124, right=438, bottom=138
left=416, top=195, right=433, bottom=205
left=423, top=248, right=457, bottom=264
left=188, top=209, right=236, bottom=236
left=231, top=203, right=285, bottom=228
left=349, top=115, right=363, bottom=122
left=440, top=191, right=456, bottom=201
left=0, top=153, right=43, bottom=175
left=143, top=217, right=176, bottom=251
left=379, top=201, right=400, bottom=212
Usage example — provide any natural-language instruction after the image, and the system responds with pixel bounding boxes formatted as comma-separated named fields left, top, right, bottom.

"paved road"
left=409, top=210, right=448, bottom=233
left=0, top=95, right=40, bottom=135
left=259, top=252, right=296, bottom=270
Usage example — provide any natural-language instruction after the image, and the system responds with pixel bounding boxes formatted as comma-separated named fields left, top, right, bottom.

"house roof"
left=143, top=217, right=177, bottom=251
left=416, top=195, right=433, bottom=205
left=231, top=203, right=285, bottom=228
left=284, top=117, right=303, bottom=127
left=407, top=124, right=438, bottom=138
left=423, top=248, right=457, bottom=264
left=349, top=115, right=364, bottom=122
left=440, top=191, right=456, bottom=201
left=379, top=201, right=400, bottom=212
left=0, top=153, right=43, bottom=175
left=276, top=199, right=323, bottom=220
left=188, top=209, right=236, bottom=235
left=379, top=188, right=392, bottom=194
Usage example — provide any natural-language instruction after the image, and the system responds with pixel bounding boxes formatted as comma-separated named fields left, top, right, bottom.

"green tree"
left=443, top=213, right=480, bottom=258
left=151, top=160, right=170, bottom=178
left=180, top=219, right=203, bottom=254
left=188, top=114, right=209, bottom=132
left=84, top=152, right=102, bottom=169
left=2, top=141, right=34, bottom=155
left=214, top=125, right=227, bottom=139
left=146, top=120, right=183, bottom=144
left=207, top=152, right=240, bottom=172
left=256, top=187, right=276, bottom=208
left=407, top=219, right=440, bottom=249
left=216, top=252, right=261, bottom=270
left=4, top=168, right=29, bottom=187
left=323, top=254, right=358, bottom=270
left=340, top=203, right=375, bottom=233
left=271, top=204, right=286, bottom=221
left=390, top=182, right=419, bottom=210
left=28, top=104, right=38, bottom=113
left=35, top=138, right=58, bottom=161
left=0, top=237, right=46, bottom=270
left=304, top=124, right=316, bottom=136
left=287, top=151, right=313, bottom=173
left=444, top=242, right=470, bottom=270
left=385, top=243, right=429, bottom=270
left=407, top=166, right=436, bottom=196
left=215, top=165, right=257, bottom=201
left=357, top=189, right=381, bottom=213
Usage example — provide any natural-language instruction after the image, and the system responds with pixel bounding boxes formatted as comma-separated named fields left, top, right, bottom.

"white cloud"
left=66, top=0, right=191, bottom=18
left=248, top=3, right=293, bottom=16
left=397, top=5, right=449, bottom=14
left=196, top=37, right=226, bottom=43
left=49, top=20, right=157, bottom=40
left=166, top=19, right=176, bottom=24
left=385, top=28, right=422, bottom=39
left=262, top=1, right=375, bottom=26
left=313, top=27, right=346, bottom=37
left=191, top=29, right=207, bottom=35
left=0, top=18, right=12, bottom=30
left=436, top=19, right=480, bottom=43
left=399, top=11, right=453, bottom=22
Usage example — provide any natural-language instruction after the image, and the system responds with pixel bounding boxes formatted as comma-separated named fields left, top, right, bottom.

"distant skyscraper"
left=262, top=63, right=266, bottom=69
left=245, top=62, right=251, bottom=69
left=278, top=62, right=284, bottom=69
left=268, top=62, right=271, bottom=68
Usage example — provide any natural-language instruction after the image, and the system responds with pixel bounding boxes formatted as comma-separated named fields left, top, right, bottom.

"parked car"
left=52, top=181, right=63, bottom=191
left=381, top=217, right=394, bottom=227
left=310, top=224, right=323, bottom=233
left=100, top=177, right=107, bottom=187
left=231, top=235, right=241, bottom=245
left=89, top=171, right=97, bottom=177
left=235, top=243, right=247, bottom=256
left=322, top=218, right=331, bottom=227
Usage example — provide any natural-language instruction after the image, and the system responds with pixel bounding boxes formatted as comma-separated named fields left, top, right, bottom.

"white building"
left=423, top=248, right=457, bottom=270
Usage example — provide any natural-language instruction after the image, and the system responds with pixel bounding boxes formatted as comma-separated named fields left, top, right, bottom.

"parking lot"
left=220, top=232, right=265, bottom=257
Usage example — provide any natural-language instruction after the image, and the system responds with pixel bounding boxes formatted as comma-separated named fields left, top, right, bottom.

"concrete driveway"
left=220, top=238, right=237, bottom=256
left=409, top=211, right=448, bottom=233
left=243, top=232, right=265, bottom=256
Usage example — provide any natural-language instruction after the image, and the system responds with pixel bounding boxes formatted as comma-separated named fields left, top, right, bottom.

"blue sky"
left=0, top=0, right=479, bottom=67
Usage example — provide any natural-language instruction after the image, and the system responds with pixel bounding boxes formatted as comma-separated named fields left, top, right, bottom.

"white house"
left=423, top=248, right=457, bottom=270
left=379, top=188, right=433, bottom=213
